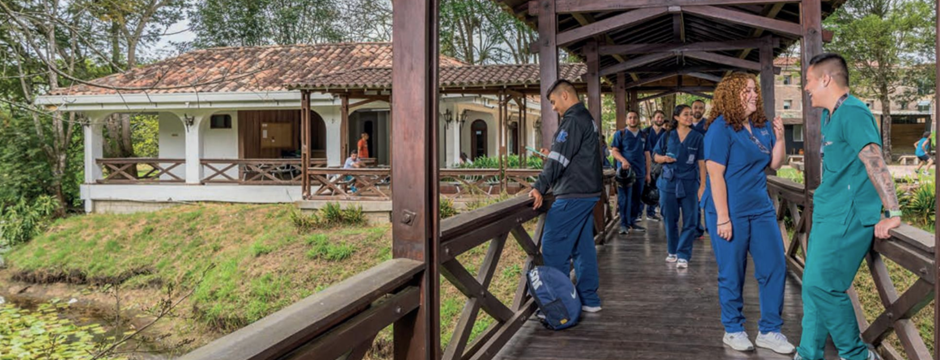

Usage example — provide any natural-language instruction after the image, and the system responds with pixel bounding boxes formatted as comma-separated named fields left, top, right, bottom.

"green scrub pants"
left=797, top=210, right=874, bottom=360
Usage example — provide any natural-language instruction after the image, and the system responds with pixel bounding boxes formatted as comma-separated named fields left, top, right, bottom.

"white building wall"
left=158, top=112, right=186, bottom=180
left=201, top=111, right=239, bottom=179
left=315, top=105, right=343, bottom=167
left=460, top=110, right=498, bottom=160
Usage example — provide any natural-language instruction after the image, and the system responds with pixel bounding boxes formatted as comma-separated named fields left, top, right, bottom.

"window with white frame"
left=783, top=100, right=792, bottom=110
left=792, top=124, right=803, bottom=142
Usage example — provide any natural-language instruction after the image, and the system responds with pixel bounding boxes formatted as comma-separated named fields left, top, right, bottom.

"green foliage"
left=189, top=0, right=345, bottom=48
left=131, top=115, right=159, bottom=158
left=0, top=195, right=58, bottom=246
left=439, top=197, right=458, bottom=219
left=290, top=203, right=366, bottom=231
left=777, top=168, right=805, bottom=184
left=459, top=155, right=542, bottom=169
left=249, top=239, right=273, bottom=257
left=0, top=301, right=124, bottom=360
left=305, top=234, right=356, bottom=261
left=900, top=176, right=935, bottom=227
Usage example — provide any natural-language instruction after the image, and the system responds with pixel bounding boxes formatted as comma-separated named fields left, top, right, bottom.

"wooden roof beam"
left=556, top=7, right=669, bottom=46
left=685, top=51, right=781, bottom=74
left=681, top=5, right=802, bottom=37
left=545, top=0, right=796, bottom=13
left=569, top=12, right=642, bottom=81
left=688, top=72, right=723, bottom=83
left=599, top=38, right=781, bottom=55
left=624, top=66, right=722, bottom=88
left=600, top=52, right=674, bottom=77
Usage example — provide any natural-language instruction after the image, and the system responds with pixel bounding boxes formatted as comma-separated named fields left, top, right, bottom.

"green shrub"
left=902, top=177, right=935, bottom=227
left=458, top=155, right=543, bottom=169
left=321, top=202, right=345, bottom=225
left=289, top=210, right=319, bottom=231
left=0, top=195, right=58, bottom=246
left=342, top=205, right=365, bottom=225
left=250, top=239, right=273, bottom=257
left=440, top=197, right=458, bottom=219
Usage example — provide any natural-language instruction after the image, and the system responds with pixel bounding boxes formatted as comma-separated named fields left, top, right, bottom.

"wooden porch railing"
left=96, top=158, right=185, bottom=184
left=202, top=159, right=304, bottom=185
left=179, top=195, right=553, bottom=360
left=308, top=168, right=392, bottom=200
left=440, top=169, right=503, bottom=198
left=768, top=176, right=937, bottom=360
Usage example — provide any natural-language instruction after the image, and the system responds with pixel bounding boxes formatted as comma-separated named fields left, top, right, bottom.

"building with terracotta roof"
left=36, top=43, right=563, bottom=213
left=770, top=57, right=935, bottom=155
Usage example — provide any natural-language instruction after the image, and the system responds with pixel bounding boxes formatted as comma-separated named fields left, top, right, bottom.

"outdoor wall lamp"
left=183, top=114, right=195, bottom=131
left=459, top=109, right=469, bottom=129
left=441, top=108, right=453, bottom=128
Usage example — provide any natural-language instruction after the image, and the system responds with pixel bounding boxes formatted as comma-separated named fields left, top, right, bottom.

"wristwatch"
left=884, top=209, right=902, bottom=218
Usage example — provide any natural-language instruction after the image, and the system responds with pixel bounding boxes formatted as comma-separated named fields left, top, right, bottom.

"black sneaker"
left=619, top=226, right=628, bottom=234
left=631, top=225, right=646, bottom=232
left=646, top=215, right=660, bottom=222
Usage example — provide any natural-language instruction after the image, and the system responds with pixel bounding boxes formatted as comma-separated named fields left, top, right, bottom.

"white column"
left=452, top=116, right=461, bottom=166
left=83, top=121, right=104, bottom=184
left=82, top=112, right=108, bottom=213
left=173, top=110, right=211, bottom=184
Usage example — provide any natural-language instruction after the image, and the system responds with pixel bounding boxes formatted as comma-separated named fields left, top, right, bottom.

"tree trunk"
left=880, top=84, right=893, bottom=163
left=111, top=21, right=121, bottom=72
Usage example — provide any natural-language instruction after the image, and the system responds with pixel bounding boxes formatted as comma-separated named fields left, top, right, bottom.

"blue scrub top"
left=653, top=130, right=704, bottom=194
left=701, top=116, right=776, bottom=217
left=611, top=128, right=648, bottom=175
left=691, top=119, right=707, bottom=135
left=644, top=127, right=667, bottom=157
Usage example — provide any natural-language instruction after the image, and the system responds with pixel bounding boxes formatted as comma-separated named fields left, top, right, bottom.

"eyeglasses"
left=748, top=133, right=771, bottom=155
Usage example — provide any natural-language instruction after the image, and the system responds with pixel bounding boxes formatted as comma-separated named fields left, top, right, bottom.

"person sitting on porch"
left=915, top=131, right=933, bottom=176
left=652, top=104, right=705, bottom=270
left=529, top=79, right=604, bottom=314
left=357, top=133, right=370, bottom=159
left=795, top=53, right=900, bottom=360
left=702, top=72, right=793, bottom=354
left=340, top=150, right=363, bottom=193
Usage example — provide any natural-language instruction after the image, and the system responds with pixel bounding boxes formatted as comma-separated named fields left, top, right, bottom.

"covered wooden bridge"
left=178, top=0, right=940, bottom=360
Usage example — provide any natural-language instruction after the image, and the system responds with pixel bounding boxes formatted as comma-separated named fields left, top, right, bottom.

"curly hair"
left=706, top=72, right=767, bottom=131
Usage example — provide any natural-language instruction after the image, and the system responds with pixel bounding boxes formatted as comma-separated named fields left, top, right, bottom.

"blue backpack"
left=526, top=266, right=581, bottom=330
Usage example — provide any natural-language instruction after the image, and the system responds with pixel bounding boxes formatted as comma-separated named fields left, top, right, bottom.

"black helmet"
left=642, top=184, right=660, bottom=205
left=615, top=167, right=636, bottom=189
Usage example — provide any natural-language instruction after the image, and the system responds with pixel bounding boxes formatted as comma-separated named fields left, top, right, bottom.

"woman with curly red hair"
left=701, top=72, right=792, bottom=354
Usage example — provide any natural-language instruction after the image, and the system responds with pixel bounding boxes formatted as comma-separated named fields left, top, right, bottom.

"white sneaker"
left=581, top=305, right=602, bottom=313
left=665, top=254, right=678, bottom=263
left=756, top=331, right=795, bottom=354
left=723, top=331, right=754, bottom=351
left=676, top=259, right=689, bottom=269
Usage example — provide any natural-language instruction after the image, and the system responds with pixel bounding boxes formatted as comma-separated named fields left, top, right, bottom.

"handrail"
left=179, top=258, right=423, bottom=360
left=767, top=176, right=936, bottom=360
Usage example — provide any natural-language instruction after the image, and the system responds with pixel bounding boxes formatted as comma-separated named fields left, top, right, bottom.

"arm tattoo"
left=858, top=144, right=900, bottom=211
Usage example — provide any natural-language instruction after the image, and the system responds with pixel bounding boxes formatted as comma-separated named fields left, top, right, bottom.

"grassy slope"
left=3, top=203, right=530, bottom=358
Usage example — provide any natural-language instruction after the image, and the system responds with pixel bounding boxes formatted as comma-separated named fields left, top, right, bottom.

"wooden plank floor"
left=496, top=217, right=840, bottom=360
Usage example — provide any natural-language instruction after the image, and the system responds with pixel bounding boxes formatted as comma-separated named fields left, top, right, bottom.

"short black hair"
left=627, top=110, right=639, bottom=117
left=546, top=79, right=578, bottom=99
left=653, top=110, right=665, bottom=117
left=692, top=99, right=706, bottom=106
left=924, top=131, right=932, bottom=138
left=809, top=53, right=850, bottom=87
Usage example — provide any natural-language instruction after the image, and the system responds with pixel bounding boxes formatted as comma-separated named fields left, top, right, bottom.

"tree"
left=189, top=0, right=345, bottom=48
left=825, top=0, right=935, bottom=161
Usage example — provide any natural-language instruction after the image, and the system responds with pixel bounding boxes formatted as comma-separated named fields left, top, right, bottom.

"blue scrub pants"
left=705, top=209, right=787, bottom=333
left=660, top=181, right=698, bottom=260
left=541, top=197, right=602, bottom=307
left=796, top=210, right=873, bottom=360
left=617, top=180, right=644, bottom=228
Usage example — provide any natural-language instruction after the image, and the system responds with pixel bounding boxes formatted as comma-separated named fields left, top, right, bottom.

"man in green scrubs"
left=796, top=54, right=902, bottom=360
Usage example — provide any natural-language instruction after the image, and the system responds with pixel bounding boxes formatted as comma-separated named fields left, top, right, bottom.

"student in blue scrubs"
left=702, top=73, right=794, bottom=354
left=690, top=99, right=709, bottom=239
left=641, top=110, right=667, bottom=221
left=611, top=111, right=652, bottom=234
left=652, top=105, right=705, bottom=269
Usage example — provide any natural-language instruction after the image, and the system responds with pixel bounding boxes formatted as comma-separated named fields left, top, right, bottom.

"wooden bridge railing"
left=768, top=176, right=937, bottom=360
left=96, top=158, right=185, bottom=183
left=179, top=194, right=553, bottom=360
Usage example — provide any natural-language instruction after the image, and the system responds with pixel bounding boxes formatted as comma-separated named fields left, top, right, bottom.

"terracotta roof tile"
left=287, top=63, right=588, bottom=91
left=51, top=43, right=465, bottom=96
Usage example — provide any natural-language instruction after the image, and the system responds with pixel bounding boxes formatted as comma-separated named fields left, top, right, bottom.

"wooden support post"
left=537, top=0, right=559, bottom=149
left=301, top=90, right=311, bottom=199
left=585, top=41, right=602, bottom=128
left=935, top=1, right=940, bottom=357
left=341, top=95, right=350, bottom=160
left=616, top=73, right=627, bottom=131
left=760, top=38, right=776, bottom=120
left=499, top=92, right=506, bottom=191
left=800, top=0, right=823, bottom=191
left=391, top=0, right=440, bottom=358
left=629, top=89, right=639, bottom=114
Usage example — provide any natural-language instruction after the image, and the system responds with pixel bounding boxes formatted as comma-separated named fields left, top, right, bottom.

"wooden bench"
left=898, top=155, right=920, bottom=165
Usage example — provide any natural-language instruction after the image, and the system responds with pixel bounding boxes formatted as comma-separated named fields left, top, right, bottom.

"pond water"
left=1, top=295, right=171, bottom=360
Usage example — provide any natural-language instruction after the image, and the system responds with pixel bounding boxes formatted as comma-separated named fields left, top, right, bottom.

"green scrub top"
left=815, top=95, right=883, bottom=226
